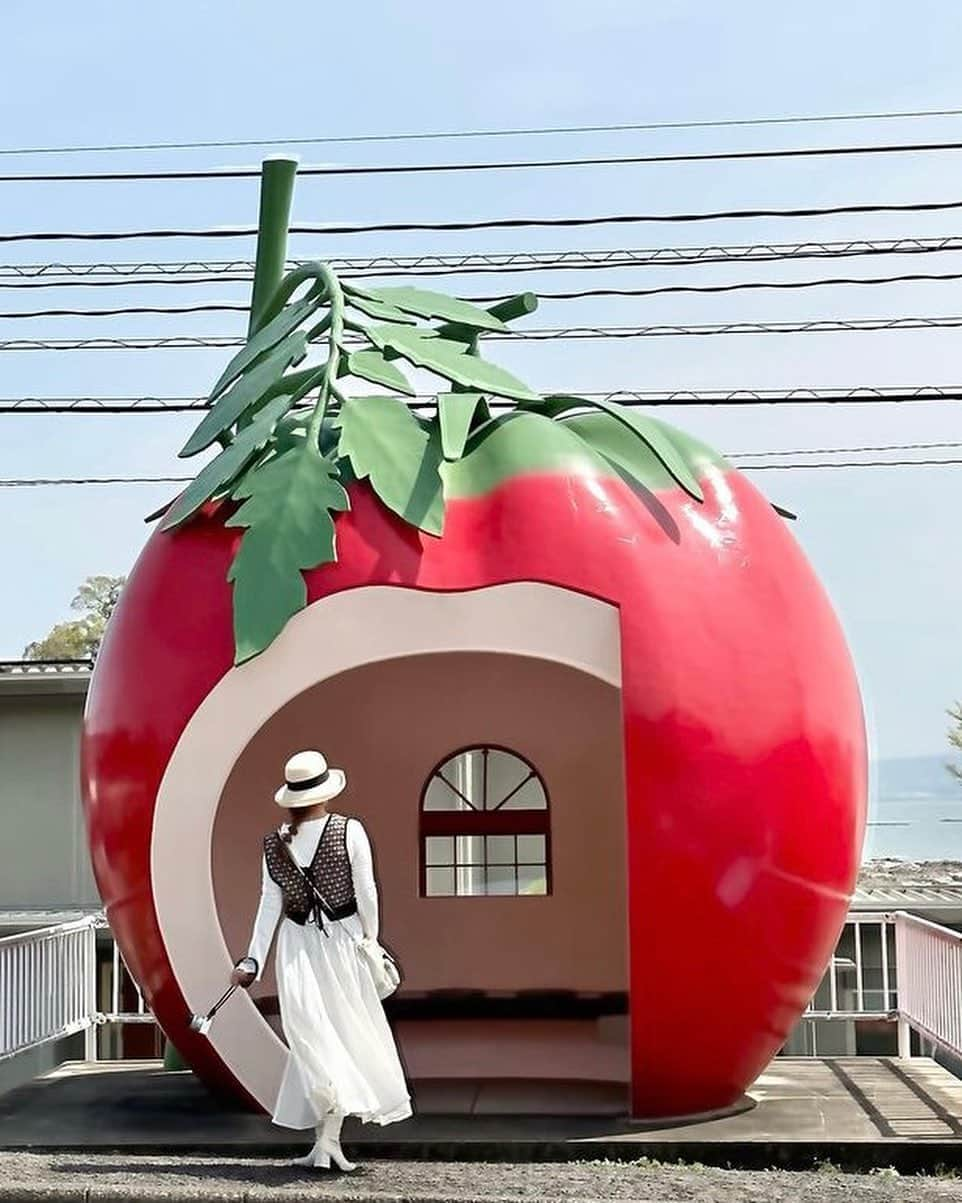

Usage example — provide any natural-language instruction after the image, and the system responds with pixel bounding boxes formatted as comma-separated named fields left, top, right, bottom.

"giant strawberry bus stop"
left=74, top=156, right=871, bottom=1127
left=6, top=159, right=962, bottom=1187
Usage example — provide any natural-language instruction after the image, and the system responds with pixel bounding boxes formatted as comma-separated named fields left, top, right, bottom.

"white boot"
left=290, top=1122, right=332, bottom=1169
left=317, top=1108, right=358, bottom=1172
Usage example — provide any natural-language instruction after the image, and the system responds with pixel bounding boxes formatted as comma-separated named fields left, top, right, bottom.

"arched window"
left=419, top=746, right=550, bottom=897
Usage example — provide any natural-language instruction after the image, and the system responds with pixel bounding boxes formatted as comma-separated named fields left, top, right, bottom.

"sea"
left=863, top=795, right=962, bottom=862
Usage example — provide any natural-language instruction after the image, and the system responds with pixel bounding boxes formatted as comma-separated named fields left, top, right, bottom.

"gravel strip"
left=1, top=1154, right=961, bottom=1202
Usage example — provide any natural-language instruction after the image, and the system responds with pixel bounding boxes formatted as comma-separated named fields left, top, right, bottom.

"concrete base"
left=2, top=1057, right=962, bottom=1172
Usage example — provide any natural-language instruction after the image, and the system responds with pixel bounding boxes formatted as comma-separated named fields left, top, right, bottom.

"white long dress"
left=244, top=812, right=413, bottom=1129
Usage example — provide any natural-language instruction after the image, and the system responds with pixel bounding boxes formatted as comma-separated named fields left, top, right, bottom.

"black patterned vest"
left=263, top=812, right=357, bottom=928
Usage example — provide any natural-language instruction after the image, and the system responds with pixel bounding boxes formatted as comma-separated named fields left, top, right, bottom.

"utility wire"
left=474, top=270, right=962, bottom=301
left=5, top=139, right=962, bottom=184
left=8, top=269, right=962, bottom=318
left=5, top=237, right=962, bottom=290
left=3, top=315, right=962, bottom=350
left=736, top=458, right=962, bottom=470
left=0, top=303, right=249, bottom=319
left=4, top=454, right=960, bottom=488
left=5, top=198, right=962, bottom=243
left=4, top=386, right=962, bottom=414
left=5, top=106, right=962, bottom=157
left=733, top=439, right=962, bottom=457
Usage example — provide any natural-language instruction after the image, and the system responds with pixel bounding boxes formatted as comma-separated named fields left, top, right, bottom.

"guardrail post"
left=84, top=924, right=97, bottom=1061
left=897, top=1016, right=912, bottom=1058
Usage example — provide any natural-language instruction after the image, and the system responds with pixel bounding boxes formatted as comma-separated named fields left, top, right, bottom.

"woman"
left=231, top=748, right=413, bottom=1171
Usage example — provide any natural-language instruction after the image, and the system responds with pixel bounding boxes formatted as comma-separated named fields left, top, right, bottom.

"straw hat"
left=274, top=750, right=347, bottom=808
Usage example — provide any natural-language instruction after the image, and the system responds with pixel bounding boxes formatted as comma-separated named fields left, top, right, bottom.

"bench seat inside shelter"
left=253, top=988, right=630, bottom=1020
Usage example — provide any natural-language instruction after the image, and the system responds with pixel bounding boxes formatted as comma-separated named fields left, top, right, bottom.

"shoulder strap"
left=275, top=827, right=334, bottom=909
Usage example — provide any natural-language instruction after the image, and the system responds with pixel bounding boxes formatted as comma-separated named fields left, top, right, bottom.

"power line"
left=4, top=315, right=962, bottom=351
left=8, top=268, right=962, bottom=319
left=0, top=476, right=192, bottom=486
left=5, top=237, right=962, bottom=291
left=734, top=439, right=962, bottom=457
left=0, top=336, right=240, bottom=351
left=5, top=198, right=962, bottom=243
left=6, top=139, right=962, bottom=185
left=4, top=386, right=962, bottom=414
left=475, top=270, right=962, bottom=301
left=736, top=458, right=962, bottom=470
left=0, top=303, right=249, bottom=319
left=6, top=106, right=962, bottom=158
left=3, top=454, right=960, bottom=488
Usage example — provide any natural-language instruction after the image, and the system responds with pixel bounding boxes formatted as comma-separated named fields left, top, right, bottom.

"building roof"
left=853, top=884, right=962, bottom=911
left=0, top=906, right=105, bottom=933
left=854, top=860, right=962, bottom=919
left=0, top=659, right=92, bottom=697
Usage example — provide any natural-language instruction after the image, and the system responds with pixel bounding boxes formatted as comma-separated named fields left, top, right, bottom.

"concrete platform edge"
left=4, top=1139, right=962, bottom=1172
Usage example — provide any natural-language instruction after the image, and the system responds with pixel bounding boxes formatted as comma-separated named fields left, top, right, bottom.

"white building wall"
left=0, top=681, right=99, bottom=911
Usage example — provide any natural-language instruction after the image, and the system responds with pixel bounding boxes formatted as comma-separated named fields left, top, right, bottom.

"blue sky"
left=1, top=0, right=961, bottom=771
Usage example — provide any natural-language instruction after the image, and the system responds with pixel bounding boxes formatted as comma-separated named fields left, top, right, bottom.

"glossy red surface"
left=81, top=460, right=866, bottom=1117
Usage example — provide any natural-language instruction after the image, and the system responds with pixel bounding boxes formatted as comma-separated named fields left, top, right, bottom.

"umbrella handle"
left=207, top=981, right=238, bottom=1017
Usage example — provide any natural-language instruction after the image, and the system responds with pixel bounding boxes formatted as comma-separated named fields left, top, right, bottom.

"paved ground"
left=3, top=1057, right=962, bottom=1155
left=0, top=1152, right=960, bottom=1202
left=4, top=1058, right=962, bottom=1198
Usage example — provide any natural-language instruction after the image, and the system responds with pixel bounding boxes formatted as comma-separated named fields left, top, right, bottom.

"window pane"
left=455, top=864, right=485, bottom=895
left=423, top=775, right=471, bottom=812
left=454, top=834, right=484, bottom=865
left=486, top=834, right=515, bottom=865
left=517, top=834, right=546, bottom=863
left=444, top=748, right=485, bottom=810
left=486, top=865, right=517, bottom=895
left=425, top=836, right=453, bottom=866
left=421, top=745, right=550, bottom=897
left=518, top=865, right=547, bottom=895
left=499, top=775, right=547, bottom=810
left=425, top=867, right=455, bottom=896
left=485, top=750, right=532, bottom=809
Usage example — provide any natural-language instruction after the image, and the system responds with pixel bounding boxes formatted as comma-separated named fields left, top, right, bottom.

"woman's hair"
left=281, top=808, right=303, bottom=843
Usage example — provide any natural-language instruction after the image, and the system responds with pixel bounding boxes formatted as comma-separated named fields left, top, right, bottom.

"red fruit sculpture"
left=81, top=159, right=867, bottom=1120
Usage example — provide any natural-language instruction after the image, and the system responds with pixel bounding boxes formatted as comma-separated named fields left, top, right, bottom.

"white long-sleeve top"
left=244, top=814, right=379, bottom=982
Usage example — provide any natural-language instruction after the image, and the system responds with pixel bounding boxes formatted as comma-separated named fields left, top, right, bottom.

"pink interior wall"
left=212, top=651, right=627, bottom=997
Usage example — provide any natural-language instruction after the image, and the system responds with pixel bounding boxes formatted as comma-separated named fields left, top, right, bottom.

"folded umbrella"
left=188, top=980, right=240, bottom=1036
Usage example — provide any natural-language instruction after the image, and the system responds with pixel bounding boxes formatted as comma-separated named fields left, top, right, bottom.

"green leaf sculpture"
left=345, top=349, right=416, bottom=396
left=336, top=395, right=445, bottom=535
left=161, top=394, right=293, bottom=530
left=345, top=283, right=510, bottom=332
left=179, top=333, right=307, bottom=457
left=226, top=442, right=350, bottom=662
left=153, top=157, right=783, bottom=665
left=437, top=393, right=486, bottom=461
left=365, top=323, right=539, bottom=401
left=527, top=394, right=705, bottom=502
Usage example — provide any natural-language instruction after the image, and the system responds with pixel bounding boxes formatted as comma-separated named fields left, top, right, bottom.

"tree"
left=948, top=702, right=962, bottom=784
left=23, top=574, right=126, bottom=661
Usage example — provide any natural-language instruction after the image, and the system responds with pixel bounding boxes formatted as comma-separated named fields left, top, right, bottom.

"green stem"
left=307, top=264, right=344, bottom=449
left=248, top=157, right=298, bottom=338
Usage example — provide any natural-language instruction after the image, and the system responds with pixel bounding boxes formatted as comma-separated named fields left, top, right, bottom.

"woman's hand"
left=230, top=957, right=258, bottom=987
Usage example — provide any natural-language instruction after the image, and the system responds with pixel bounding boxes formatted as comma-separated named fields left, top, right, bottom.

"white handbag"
left=357, top=936, right=402, bottom=999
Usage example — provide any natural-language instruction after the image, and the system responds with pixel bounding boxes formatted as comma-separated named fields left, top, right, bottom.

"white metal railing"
left=4, top=907, right=962, bottom=1067
left=0, top=912, right=154, bottom=1063
left=0, top=916, right=99, bottom=1061
left=799, top=910, right=962, bottom=1062
left=895, top=910, right=962, bottom=1060
left=804, top=912, right=896, bottom=1022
